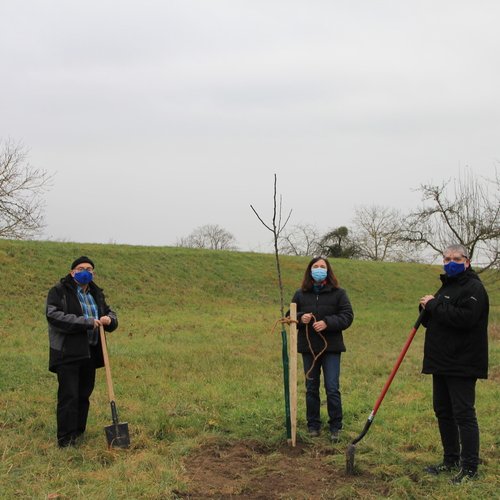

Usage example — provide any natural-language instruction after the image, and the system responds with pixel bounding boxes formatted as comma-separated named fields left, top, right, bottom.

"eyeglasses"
left=443, top=255, right=467, bottom=263
left=75, top=267, right=94, bottom=272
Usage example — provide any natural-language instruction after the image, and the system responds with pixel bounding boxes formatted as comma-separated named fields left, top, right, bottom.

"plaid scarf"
left=76, top=286, right=99, bottom=346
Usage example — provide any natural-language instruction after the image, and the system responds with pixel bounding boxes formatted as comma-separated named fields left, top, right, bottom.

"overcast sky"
left=1, top=1, right=499, bottom=251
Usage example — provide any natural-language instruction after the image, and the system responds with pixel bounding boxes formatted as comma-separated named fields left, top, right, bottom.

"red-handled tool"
left=345, top=308, right=426, bottom=474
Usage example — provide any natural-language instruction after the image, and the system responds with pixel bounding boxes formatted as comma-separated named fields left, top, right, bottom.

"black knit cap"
left=70, top=256, right=95, bottom=270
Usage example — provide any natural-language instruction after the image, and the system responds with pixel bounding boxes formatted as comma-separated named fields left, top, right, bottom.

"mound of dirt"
left=176, top=439, right=388, bottom=499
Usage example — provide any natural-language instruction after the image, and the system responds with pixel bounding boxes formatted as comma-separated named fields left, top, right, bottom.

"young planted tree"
left=0, top=140, right=51, bottom=239
left=250, top=174, right=293, bottom=440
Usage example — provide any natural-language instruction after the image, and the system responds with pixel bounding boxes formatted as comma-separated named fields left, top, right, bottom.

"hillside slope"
left=0, top=239, right=498, bottom=499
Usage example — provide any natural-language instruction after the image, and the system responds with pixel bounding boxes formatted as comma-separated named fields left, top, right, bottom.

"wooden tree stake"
left=289, top=303, right=298, bottom=447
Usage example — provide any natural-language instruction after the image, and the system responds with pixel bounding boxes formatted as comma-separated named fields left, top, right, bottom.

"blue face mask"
left=444, top=261, right=466, bottom=277
left=73, top=270, right=93, bottom=285
left=311, top=267, right=328, bottom=282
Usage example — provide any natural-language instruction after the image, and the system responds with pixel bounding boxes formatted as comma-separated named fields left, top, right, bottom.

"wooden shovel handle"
left=99, top=325, right=116, bottom=402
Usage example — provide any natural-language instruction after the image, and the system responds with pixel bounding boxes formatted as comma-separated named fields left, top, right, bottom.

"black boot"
left=424, top=461, right=459, bottom=475
left=451, top=468, right=478, bottom=484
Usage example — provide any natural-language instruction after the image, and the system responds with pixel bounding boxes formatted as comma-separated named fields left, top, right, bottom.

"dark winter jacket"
left=46, top=275, right=118, bottom=373
left=291, top=285, right=354, bottom=354
left=422, top=268, right=489, bottom=379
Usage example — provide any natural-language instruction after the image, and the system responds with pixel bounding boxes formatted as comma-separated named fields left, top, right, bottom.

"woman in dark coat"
left=291, top=256, right=354, bottom=442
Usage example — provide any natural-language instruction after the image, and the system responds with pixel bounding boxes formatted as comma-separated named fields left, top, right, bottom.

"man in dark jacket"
left=46, top=256, right=118, bottom=447
left=419, top=244, right=489, bottom=484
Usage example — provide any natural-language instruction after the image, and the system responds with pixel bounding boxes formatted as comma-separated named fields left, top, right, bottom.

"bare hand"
left=301, top=313, right=313, bottom=324
left=99, top=315, right=112, bottom=326
left=419, top=295, right=435, bottom=308
left=313, top=320, right=327, bottom=332
left=93, top=316, right=111, bottom=328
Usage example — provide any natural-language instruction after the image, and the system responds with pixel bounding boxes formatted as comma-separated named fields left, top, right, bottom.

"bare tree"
left=250, top=173, right=293, bottom=440
left=352, top=205, right=406, bottom=261
left=177, top=224, right=238, bottom=250
left=403, top=169, right=500, bottom=271
left=250, top=175, right=292, bottom=316
left=0, top=140, right=51, bottom=239
left=279, top=223, right=321, bottom=256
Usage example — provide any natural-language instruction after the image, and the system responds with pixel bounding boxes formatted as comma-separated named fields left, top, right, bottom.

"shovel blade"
left=104, top=422, right=130, bottom=449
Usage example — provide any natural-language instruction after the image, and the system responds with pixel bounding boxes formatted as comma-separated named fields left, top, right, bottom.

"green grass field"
left=0, top=239, right=498, bottom=499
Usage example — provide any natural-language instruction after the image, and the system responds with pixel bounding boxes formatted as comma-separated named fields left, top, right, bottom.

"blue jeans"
left=302, top=352, right=342, bottom=432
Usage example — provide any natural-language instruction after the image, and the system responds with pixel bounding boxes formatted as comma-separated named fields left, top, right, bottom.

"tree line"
left=2, top=140, right=499, bottom=274
left=178, top=170, right=500, bottom=276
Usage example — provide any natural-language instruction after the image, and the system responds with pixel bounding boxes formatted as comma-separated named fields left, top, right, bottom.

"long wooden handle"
left=99, top=325, right=116, bottom=402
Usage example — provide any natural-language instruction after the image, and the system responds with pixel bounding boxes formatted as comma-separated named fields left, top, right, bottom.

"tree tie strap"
left=270, top=317, right=298, bottom=336
left=271, top=315, right=327, bottom=381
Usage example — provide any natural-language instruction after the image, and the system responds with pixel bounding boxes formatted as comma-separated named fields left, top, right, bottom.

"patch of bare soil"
left=175, top=439, right=389, bottom=499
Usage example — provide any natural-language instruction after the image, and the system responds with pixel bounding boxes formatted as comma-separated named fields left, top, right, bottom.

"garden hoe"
left=345, top=309, right=426, bottom=474
left=99, top=326, right=130, bottom=449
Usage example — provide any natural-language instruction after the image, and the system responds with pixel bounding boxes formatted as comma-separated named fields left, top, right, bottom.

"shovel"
left=345, top=308, right=426, bottom=474
left=99, top=325, right=130, bottom=449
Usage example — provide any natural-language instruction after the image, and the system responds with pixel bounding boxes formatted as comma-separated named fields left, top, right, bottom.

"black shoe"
left=58, top=438, right=76, bottom=448
left=58, top=433, right=80, bottom=448
left=308, top=428, right=320, bottom=437
left=330, top=430, right=341, bottom=443
left=424, top=462, right=460, bottom=475
left=451, top=468, right=478, bottom=484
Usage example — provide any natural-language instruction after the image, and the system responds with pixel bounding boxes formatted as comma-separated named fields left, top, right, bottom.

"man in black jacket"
left=419, top=244, right=489, bottom=484
left=46, top=256, right=118, bottom=447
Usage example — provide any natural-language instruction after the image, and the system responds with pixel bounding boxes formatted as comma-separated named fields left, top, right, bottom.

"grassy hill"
left=0, top=239, right=498, bottom=498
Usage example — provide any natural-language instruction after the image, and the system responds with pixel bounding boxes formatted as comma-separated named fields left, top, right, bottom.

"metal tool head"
left=345, top=443, right=356, bottom=475
left=105, top=422, right=130, bottom=449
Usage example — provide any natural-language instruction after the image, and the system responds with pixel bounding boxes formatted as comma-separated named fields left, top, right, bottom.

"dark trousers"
left=56, top=349, right=98, bottom=446
left=432, top=374, right=479, bottom=471
left=302, top=352, right=342, bottom=432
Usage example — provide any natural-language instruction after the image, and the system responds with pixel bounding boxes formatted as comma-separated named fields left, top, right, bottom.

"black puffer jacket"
left=422, top=268, right=489, bottom=379
left=46, top=275, right=118, bottom=372
left=291, top=285, right=354, bottom=354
